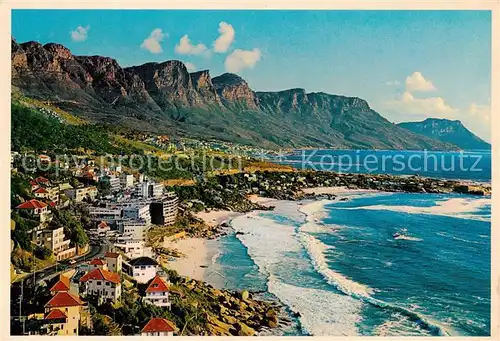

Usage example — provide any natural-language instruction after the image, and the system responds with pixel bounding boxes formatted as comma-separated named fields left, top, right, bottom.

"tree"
left=33, top=245, right=53, bottom=260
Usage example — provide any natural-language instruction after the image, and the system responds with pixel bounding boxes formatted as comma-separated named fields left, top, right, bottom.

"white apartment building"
left=122, top=204, right=151, bottom=224
left=37, top=226, right=76, bottom=261
left=119, top=220, right=149, bottom=241
left=88, top=206, right=122, bottom=222
left=120, top=174, right=134, bottom=188
left=114, top=239, right=149, bottom=259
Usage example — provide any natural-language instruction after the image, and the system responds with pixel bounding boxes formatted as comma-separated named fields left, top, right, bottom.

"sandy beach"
left=164, top=210, right=242, bottom=281
left=163, top=237, right=221, bottom=281
left=195, top=209, right=243, bottom=227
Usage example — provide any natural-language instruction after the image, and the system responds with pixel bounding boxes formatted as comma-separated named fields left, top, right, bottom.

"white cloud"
left=225, top=48, right=262, bottom=73
left=385, top=80, right=401, bottom=86
left=175, top=35, right=209, bottom=56
left=405, top=72, right=436, bottom=92
left=468, top=103, right=490, bottom=123
left=141, top=28, right=168, bottom=54
left=386, top=91, right=456, bottom=117
left=184, top=62, right=197, bottom=72
left=383, top=94, right=491, bottom=141
left=70, top=25, right=90, bottom=42
left=213, top=22, right=235, bottom=53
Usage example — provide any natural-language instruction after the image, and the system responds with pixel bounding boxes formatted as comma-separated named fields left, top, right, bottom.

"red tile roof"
left=104, top=252, right=120, bottom=259
left=45, top=309, right=67, bottom=320
left=97, top=221, right=108, bottom=229
left=49, top=275, right=70, bottom=292
left=34, top=188, right=48, bottom=194
left=16, top=199, right=48, bottom=209
left=146, top=275, right=169, bottom=293
left=89, top=258, right=106, bottom=266
left=80, top=268, right=121, bottom=284
left=35, top=176, right=50, bottom=184
left=141, top=318, right=175, bottom=333
left=45, top=292, right=83, bottom=308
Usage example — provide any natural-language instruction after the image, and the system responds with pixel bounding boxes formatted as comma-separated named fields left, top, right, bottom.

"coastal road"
left=13, top=242, right=104, bottom=287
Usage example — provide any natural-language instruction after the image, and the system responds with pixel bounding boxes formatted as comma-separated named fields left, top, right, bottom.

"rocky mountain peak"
left=212, top=73, right=257, bottom=109
left=44, top=43, right=73, bottom=60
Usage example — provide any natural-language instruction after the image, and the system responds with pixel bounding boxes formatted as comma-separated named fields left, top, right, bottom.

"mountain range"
left=11, top=38, right=476, bottom=150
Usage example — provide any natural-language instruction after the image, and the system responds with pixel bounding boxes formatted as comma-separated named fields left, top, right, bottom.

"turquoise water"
left=209, top=192, right=491, bottom=336
left=270, top=150, right=491, bottom=182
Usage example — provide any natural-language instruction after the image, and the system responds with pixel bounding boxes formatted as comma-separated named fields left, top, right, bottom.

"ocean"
left=267, top=149, right=492, bottom=182
left=203, top=150, right=491, bottom=336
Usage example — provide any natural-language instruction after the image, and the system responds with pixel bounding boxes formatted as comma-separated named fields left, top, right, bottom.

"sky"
left=11, top=10, right=492, bottom=141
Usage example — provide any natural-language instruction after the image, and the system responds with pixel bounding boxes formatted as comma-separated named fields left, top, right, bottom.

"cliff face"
left=398, top=118, right=490, bottom=150
left=11, top=38, right=457, bottom=150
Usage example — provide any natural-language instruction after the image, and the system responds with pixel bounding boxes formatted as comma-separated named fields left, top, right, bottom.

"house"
left=43, top=292, right=83, bottom=336
left=104, top=252, right=123, bottom=273
left=125, top=257, right=158, bottom=283
left=140, top=318, right=176, bottom=336
left=35, top=176, right=51, bottom=187
left=16, top=199, right=52, bottom=223
left=34, top=186, right=59, bottom=203
left=92, top=221, right=111, bottom=237
left=49, top=275, right=71, bottom=295
left=89, top=258, right=108, bottom=270
left=30, top=180, right=40, bottom=191
left=39, top=155, right=51, bottom=164
left=33, top=187, right=49, bottom=199
left=79, top=268, right=121, bottom=304
left=143, top=275, right=170, bottom=308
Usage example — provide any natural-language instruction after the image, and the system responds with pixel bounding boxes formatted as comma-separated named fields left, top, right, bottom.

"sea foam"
left=335, top=197, right=491, bottom=221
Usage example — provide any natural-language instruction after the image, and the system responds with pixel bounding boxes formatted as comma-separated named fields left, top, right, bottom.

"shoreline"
left=165, top=187, right=377, bottom=283
left=164, top=209, right=243, bottom=281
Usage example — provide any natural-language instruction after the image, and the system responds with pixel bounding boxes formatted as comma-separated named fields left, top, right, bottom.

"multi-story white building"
left=150, top=192, right=179, bottom=226
left=88, top=206, right=122, bottom=222
left=37, top=226, right=76, bottom=261
left=114, top=239, right=149, bottom=259
left=119, top=220, right=149, bottom=241
left=151, top=183, right=164, bottom=198
left=79, top=268, right=121, bottom=303
left=122, top=204, right=151, bottom=224
left=125, top=257, right=158, bottom=284
left=100, top=175, right=121, bottom=193
left=143, top=275, right=170, bottom=308
left=120, top=174, right=134, bottom=189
